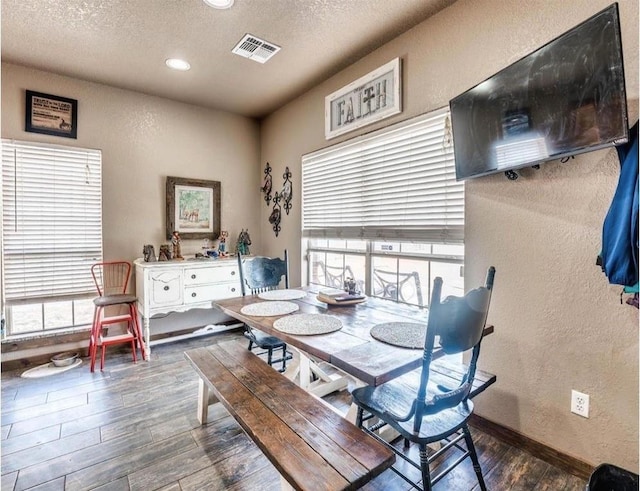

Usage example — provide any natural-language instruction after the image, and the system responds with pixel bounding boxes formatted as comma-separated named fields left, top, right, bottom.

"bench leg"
left=280, top=476, right=294, bottom=491
left=197, top=378, right=218, bottom=425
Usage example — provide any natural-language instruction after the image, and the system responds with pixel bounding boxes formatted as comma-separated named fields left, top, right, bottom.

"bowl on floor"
left=51, top=351, right=79, bottom=367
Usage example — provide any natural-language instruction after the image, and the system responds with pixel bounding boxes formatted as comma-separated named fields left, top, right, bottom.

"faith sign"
left=325, top=58, right=401, bottom=140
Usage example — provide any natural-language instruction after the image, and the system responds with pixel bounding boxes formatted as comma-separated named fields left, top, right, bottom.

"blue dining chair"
left=351, top=266, right=496, bottom=491
left=237, top=250, right=293, bottom=372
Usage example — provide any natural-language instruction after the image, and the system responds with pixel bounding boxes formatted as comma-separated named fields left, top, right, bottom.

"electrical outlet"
left=571, top=390, right=590, bottom=418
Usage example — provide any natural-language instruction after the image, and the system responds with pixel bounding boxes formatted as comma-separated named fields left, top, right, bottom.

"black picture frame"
left=25, top=90, right=78, bottom=139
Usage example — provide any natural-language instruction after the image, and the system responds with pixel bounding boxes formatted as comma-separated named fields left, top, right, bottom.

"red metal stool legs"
left=89, top=304, right=139, bottom=372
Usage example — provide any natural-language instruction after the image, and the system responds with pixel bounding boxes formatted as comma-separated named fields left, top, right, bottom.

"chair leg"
left=130, top=335, right=137, bottom=364
left=267, top=347, right=273, bottom=367
left=130, top=303, right=146, bottom=361
left=463, top=424, right=486, bottom=491
left=101, top=342, right=106, bottom=371
left=247, top=339, right=254, bottom=351
left=419, top=444, right=433, bottom=491
left=89, top=307, right=102, bottom=372
left=89, top=307, right=98, bottom=354
left=280, top=345, right=287, bottom=372
left=129, top=316, right=137, bottom=365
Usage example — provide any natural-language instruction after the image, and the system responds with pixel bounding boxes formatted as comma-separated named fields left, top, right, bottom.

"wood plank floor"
left=1, top=329, right=587, bottom=490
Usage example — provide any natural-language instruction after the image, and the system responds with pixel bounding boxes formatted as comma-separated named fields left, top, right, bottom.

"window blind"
left=2, top=140, right=103, bottom=303
left=301, top=106, right=464, bottom=243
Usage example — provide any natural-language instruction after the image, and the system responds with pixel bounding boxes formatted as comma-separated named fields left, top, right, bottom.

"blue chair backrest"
left=238, top=250, right=289, bottom=295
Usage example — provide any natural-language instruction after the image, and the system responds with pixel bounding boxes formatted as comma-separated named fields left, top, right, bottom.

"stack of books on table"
left=317, top=288, right=366, bottom=304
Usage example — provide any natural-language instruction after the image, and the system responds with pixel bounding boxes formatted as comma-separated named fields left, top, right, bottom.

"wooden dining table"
left=214, top=287, right=494, bottom=396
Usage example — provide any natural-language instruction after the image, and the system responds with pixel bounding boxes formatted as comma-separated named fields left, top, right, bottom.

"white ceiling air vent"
left=232, top=34, right=281, bottom=64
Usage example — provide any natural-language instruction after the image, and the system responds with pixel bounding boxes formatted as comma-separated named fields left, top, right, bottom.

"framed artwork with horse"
left=166, top=176, right=221, bottom=240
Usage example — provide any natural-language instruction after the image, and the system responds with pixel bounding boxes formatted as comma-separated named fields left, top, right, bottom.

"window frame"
left=2, top=139, right=103, bottom=337
left=301, top=106, right=465, bottom=307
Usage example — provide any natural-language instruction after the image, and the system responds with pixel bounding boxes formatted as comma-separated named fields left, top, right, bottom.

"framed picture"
left=325, top=58, right=402, bottom=140
left=166, top=176, right=221, bottom=240
left=25, top=90, right=78, bottom=139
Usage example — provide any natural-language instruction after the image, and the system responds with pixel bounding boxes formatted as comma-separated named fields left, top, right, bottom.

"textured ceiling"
left=1, top=0, right=456, bottom=119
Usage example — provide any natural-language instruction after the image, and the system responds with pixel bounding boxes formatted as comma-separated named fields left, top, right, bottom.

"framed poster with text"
left=25, top=90, right=78, bottom=139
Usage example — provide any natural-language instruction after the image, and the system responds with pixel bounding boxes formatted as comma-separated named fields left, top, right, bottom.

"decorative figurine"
left=218, top=230, right=229, bottom=257
left=236, top=229, right=252, bottom=256
left=158, top=244, right=171, bottom=261
left=344, top=277, right=359, bottom=295
left=143, top=244, right=157, bottom=262
left=171, top=230, right=183, bottom=260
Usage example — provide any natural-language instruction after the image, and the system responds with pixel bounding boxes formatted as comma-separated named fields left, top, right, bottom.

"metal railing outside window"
left=307, top=240, right=463, bottom=308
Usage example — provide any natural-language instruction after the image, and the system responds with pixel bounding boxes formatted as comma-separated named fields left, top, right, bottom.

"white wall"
left=260, top=0, right=639, bottom=471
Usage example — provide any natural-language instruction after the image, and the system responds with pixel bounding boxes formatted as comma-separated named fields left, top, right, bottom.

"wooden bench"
left=184, top=340, right=395, bottom=491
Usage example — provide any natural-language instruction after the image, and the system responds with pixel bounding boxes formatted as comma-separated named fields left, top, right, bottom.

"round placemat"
left=240, top=301, right=300, bottom=317
left=258, top=289, right=307, bottom=301
left=370, top=322, right=426, bottom=349
left=273, top=313, right=342, bottom=335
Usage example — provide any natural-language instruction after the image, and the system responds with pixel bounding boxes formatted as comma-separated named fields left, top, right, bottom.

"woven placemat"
left=240, top=301, right=300, bottom=317
left=273, top=313, right=342, bottom=335
left=258, top=289, right=307, bottom=301
left=370, top=322, right=426, bottom=349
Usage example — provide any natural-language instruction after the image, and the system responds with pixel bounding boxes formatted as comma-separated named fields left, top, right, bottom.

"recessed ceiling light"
left=165, top=58, right=191, bottom=71
left=203, top=0, right=234, bottom=9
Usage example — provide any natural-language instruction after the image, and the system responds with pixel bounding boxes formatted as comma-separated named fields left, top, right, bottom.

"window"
left=2, top=140, right=102, bottom=336
left=302, top=107, right=464, bottom=307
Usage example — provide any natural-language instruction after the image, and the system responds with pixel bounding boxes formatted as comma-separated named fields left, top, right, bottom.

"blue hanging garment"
left=598, top=121, right=639, bottom=288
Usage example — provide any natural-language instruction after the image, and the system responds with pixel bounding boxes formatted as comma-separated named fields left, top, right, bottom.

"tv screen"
left=450, top=3, right=629, bottom=181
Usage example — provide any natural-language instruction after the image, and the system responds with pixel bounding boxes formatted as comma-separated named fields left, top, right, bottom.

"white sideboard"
left=134, top=257, right=241, bottom=356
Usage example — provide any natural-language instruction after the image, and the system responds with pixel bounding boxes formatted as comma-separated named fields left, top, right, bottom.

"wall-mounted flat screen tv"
left=449, top=3, right=629, bottom=181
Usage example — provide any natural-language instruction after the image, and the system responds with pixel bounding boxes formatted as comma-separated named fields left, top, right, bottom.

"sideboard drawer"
left=184, top=283, right=240, bottom=304
left=183, top=266, right=236, bottom=285
left=184, top=268, right=220, bottom=286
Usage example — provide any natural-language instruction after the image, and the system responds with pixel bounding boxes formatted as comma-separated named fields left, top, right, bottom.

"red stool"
left=89, top=261, right=145, bottom=372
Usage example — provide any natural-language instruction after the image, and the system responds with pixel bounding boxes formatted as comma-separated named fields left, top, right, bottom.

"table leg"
left=282, top=349, right=300, bottom=383
left=299, top=353, right=311, bottom=391
left=307, top=360, right=348, bottom=397
left=284, top=347, right=348, bottom=398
